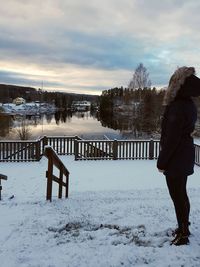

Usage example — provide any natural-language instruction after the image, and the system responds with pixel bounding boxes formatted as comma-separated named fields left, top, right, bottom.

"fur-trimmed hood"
left=163, top=66, right=200, bottom=105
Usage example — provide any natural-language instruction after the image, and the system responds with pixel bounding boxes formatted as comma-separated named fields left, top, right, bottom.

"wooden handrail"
left=44, top=146, right=70, bottom=201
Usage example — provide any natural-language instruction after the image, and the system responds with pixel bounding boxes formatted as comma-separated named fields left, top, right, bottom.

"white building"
left=71, top=101, right=91, bottom=111
left=13, top=97, right=26, bottom=105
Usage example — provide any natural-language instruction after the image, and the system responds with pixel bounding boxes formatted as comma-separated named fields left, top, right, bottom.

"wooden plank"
left=45, top=173, right=67, bottom=187
left=129, top=141, right=132, bottom=159
left=145, top=142, right=148, bottom=159
left=56, top=138, right=59, bottom=154
left=66, top=175, right=69, bottom=198
left=44, top=147, right=69, bottom=175
left=16, top=142, right=20, bottom=161
left=136, top=141, right=138, bottom=159
left=69, top=138, right=72, bottom=154
left=63, top=138, right=65, bottom=155
left=126, top=141, right=128, bottom=159
left=28, top=143, right=31, bottom=161
left=58, top=167, right=63, bottom=198
left=5, top=142, right=8, bottom=160
left=2, top=142, right=5, bottom=160
left=0, top=174, right=8, bottom=180
left=139, top=141, right=141, bottom=159
left=142, top=141, right=144, bottom=159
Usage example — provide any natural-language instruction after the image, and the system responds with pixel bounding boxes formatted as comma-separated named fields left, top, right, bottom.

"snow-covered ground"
left=1, top=102, right=56, bottom=115
left=1, top=157, right=200, bottom=267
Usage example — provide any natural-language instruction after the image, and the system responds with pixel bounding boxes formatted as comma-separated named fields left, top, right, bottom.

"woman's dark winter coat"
left=157, top=74, right=200, bottom=177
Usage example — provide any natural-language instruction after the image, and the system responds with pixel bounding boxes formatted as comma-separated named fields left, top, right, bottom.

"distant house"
left=13, top=97, right=26, bottom=105
left=71, top=101, right=91, bottom=111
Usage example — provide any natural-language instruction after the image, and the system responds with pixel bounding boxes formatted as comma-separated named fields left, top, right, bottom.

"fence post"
left=58, top=165, right=63, bottom=199
left=113, top=139, right=118, bottom=160
left=149, top=139, right=154, bottom=160
left=35, top=140, right=40, bottom=161
left=43, top=136, right=48, bottom=153
left=66, top=173, right=69, bottom=198
left=46, top=154, right=53, bottom=201
left=74, top=139, right=78, bottom=160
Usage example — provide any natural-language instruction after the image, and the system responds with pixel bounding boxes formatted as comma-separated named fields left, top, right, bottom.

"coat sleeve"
left=157, top=102, right=184, bottom=170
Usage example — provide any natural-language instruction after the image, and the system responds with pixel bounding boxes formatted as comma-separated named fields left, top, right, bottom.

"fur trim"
left=163, top=66, right=195, bottom=105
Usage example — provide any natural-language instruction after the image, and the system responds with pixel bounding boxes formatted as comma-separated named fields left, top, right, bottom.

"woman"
left=157, top=66, right=200, bottom=246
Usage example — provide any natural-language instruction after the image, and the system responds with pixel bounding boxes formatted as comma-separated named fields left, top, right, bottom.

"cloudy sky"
left=0, top=0, right=200, bottom=95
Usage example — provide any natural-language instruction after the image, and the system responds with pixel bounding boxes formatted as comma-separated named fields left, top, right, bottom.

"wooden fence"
left=0, top=136, right=200, bottom=165
left=44, top=146, right=69, bottom=201
left=0, top=136, right=80, bottom=162
left=74, top=139, right=160, bottom=160
left=0, top=140, right=41, bottom=162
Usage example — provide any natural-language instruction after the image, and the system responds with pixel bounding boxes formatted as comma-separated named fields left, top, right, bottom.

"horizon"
left=0, top=82, right=167, bottom=97
left=0, top=1, right=200, bottom=95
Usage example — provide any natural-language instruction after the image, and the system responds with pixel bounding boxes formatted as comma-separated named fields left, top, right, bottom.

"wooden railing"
left=0, top=136, right=80, bottom=162
left=74, top=139, right=114, bottom=160
left=44, top=146, right=70, bottom=201
left=0, top=136, right=200, bottom=166
left=74, top=139, right=160, bottom=160
left=43, top=136, right=81, bottom=155
left=0, top=140, right=41, bottom=162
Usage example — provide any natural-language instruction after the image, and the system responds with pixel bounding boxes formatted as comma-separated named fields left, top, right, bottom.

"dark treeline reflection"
left=98, top=87, right=165, bottom=139
left=0, top=109, right=162, bottom=139
left=0, top=111, right=99, bottom=138
left=0, top=115, right=13, bottom=137
left=98, top=107, right=163, bottom=139
left=54, top=110, right=97, bottom=125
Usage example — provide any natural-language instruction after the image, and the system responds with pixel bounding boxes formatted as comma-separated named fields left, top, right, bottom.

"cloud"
left=0, top=0, right=200, bottom=94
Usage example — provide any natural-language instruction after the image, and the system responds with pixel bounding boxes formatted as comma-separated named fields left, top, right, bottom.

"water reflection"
left=53, top=111, right=93, bottom=125
left=98, top=108, right=161, bottom=139
left=0, top=114, right=13, bottom=137
left=0, top=110, right=161, bottom=140
left=0, top=111, right=117, bottom=139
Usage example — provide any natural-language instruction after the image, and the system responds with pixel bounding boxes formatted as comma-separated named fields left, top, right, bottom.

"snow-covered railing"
left=0, top=137, right=200, bottom=165
left=44, top=146, right=70, bottom=201
left=74, top=139, right=160, bottom=160
left=74, top=140, right=114, bottom=160
left=43, top=135, right=81, bottom=155
left=0, top=136, right=81, bottom=162
left=0, top=139, right=41, bottom=162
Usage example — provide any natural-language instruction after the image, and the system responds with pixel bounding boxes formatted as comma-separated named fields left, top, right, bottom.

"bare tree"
left=16, top=119, right=31, bottom=140
left=129, top=63, right=151, bottom=90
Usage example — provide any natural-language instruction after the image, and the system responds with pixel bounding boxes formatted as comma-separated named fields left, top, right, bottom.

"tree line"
left=99, top=63, right=200, bottom=137
left=99, top=86, right=165, bottom=137
left=0, top=84, right=98, bottom=109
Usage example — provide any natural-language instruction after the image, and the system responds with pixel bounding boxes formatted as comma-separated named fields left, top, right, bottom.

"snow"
left=2, top=102, right=56, bottom=115
left=1, top=157, right=200, bottom=267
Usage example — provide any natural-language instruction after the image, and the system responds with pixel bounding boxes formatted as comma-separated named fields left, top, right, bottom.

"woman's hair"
left=163, top=66, right=195, bottom=106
